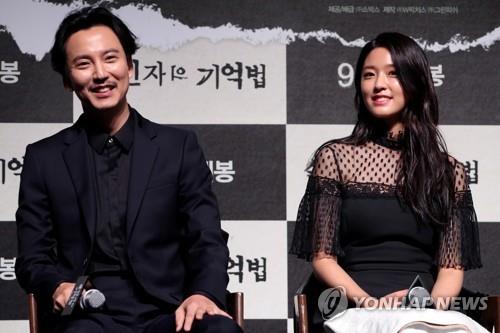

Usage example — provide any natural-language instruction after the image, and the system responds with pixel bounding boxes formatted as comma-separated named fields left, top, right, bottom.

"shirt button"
left=108, top=137, right=114, bottom=144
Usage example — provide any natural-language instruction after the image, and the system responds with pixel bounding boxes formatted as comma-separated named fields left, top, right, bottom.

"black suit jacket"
left=15, top=109, right=229, bottom=309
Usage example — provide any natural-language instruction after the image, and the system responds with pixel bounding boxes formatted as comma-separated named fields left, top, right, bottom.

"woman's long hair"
left=347, top=32, right=455, bottom=225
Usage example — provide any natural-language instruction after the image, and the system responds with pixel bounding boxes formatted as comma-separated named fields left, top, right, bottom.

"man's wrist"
left=52, top=280, right=71, bottom=297
left=186, top=290, right=225, bottom=309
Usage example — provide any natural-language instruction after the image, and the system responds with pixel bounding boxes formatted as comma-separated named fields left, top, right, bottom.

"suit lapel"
left=126, top=114, right=159, bottom=239
left=62, top=125, right=97, bottom=241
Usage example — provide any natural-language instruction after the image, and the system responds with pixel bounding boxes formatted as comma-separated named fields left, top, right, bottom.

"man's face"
left=64, top=25, right=132, bottom=113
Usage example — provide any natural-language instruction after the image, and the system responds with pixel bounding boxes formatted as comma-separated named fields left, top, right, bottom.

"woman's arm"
left=431, top=267, right=464, bottom=310
left=312, top=253, right=374, bottom=307
left=430, top=159, right=480, bottom=310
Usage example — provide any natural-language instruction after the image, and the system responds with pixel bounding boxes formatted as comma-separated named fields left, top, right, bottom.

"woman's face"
left=360, top=47, right=406, bottom=129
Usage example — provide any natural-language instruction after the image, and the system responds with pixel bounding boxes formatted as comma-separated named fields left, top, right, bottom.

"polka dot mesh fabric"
left=290, top=137, right=481, bottom=270
left=313, top=140, right=401, bottom=187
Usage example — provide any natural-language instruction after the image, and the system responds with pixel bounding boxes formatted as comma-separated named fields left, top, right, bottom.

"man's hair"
left=50, top=6, right=139, bottom=79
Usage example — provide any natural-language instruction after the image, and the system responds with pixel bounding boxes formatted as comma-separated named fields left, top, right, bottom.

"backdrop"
left=0, top=1, right=499, bottom=332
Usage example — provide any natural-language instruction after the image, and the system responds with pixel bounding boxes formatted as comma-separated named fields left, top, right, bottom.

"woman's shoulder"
left=446, top=154, right=468, bottom=192
left=446, top=154, right=464, bottom=168
left=313, top=136, right=358, bottom=157
left=309, top=136, right=361, bottom=179
left=446, top=154, right=467, bottom=178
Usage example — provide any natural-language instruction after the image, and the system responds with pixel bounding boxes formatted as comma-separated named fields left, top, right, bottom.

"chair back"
left=294, top=273, right=330, bottom=333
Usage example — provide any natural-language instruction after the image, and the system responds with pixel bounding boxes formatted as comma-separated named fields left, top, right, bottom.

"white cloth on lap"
left=323, top=308, right=489, bottom=333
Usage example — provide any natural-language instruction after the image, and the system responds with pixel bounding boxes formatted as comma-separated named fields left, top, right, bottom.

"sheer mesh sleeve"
left=290, top=144, right=344, bottom=261
left=437, top=160, right=482, bottom=270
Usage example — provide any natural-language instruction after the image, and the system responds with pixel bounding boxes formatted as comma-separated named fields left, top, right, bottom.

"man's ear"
left=127, top=56, right=133, bottom=78
left=62, top=77, right=73, bottom=91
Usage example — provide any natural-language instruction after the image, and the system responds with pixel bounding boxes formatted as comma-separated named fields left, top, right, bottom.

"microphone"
left=403, top=275, right=434, bottom=309
left=61, top=276, right=106, bottom=316
left=407, top=286, right=432, bottom=308
left=79, top=289, right=106, bottom=310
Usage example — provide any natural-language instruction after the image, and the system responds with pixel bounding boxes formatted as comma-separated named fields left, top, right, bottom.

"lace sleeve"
left=290, top=144, right=344, bottom=261
left=437, top=160, right=482, bottom=270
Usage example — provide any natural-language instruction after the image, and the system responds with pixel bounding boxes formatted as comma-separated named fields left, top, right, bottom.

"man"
left=15, top=6, right=241, bottom=333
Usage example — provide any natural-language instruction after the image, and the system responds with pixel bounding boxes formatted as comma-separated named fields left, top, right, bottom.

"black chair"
left=28, top=291, right=244, bottom=333
left=293, top=273, right=500, bottom=333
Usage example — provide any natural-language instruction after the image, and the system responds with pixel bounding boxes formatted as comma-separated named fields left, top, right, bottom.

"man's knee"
left=193, top=314, right=242, bottom=333
left=53, top=318, right=104, bottom=333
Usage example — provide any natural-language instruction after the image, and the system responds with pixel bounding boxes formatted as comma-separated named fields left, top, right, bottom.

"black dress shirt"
left=85, top=112, right=135, bottom=274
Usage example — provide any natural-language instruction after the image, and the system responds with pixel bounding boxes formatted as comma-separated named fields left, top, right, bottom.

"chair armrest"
left=28, top=293, right=38, bottom=333
left=484, top=295, right=500, bottom=333
left=294, top=293, right=309, bottom=333
left=226, top=292, right=244, bottom=329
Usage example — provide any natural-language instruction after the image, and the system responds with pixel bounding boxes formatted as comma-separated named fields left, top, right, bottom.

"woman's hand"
left=312, top=253, right=372, bottom=306
left=377, top=289, right=408, bottom=309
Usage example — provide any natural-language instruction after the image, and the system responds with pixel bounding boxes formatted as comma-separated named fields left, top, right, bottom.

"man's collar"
left=84, top=110, right=135, bottom=154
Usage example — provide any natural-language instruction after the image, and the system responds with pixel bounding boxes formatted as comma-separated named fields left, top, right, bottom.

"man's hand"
left=175, top=294, right=231, bottom=332
left=52, top=282, right=75, bottom=313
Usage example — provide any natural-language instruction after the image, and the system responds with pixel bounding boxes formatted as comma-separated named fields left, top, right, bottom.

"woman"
left=290, top=32, right=483, bottom=331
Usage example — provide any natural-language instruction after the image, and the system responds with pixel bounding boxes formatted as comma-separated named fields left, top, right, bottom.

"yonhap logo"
left=318, top=286, right=348, bottom=320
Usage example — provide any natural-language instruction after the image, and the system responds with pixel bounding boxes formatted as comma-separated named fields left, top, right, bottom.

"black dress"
left=290, top=134, right=481, bottom=298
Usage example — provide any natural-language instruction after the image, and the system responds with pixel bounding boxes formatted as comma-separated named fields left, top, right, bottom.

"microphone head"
left=407, top=286, right=432, bottom=308
left=80, top=289, right=106, bottom=309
